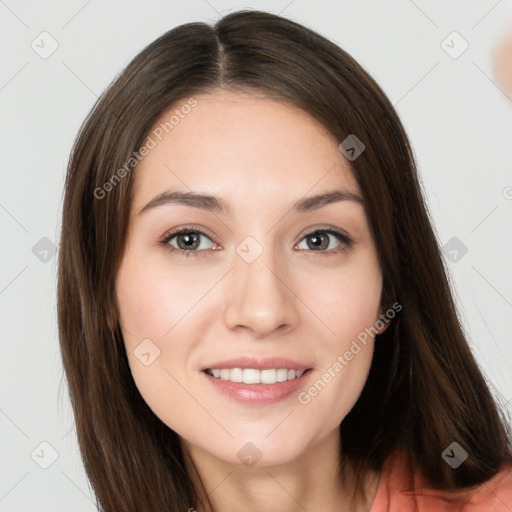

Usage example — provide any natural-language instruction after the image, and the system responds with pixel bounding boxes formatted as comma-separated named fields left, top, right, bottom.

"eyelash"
left=159, top=225, right=353, bottom=258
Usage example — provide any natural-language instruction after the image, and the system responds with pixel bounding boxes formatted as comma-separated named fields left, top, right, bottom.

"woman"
left=57, top=9, right=512, bottom=512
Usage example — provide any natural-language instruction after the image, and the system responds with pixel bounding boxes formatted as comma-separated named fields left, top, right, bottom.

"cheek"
left=299, top=310, right=378, bottom=435
left=115, top=263, right=200, bottom=427
left=116, top=255, right=205, bottom=344
left=115, top=251, right=222, bottom=420
left=308, top=257, right=383, bottom=346
left=295, top=258, right=382, bottom=422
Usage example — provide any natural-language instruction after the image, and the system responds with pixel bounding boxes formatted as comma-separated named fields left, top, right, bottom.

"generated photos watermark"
left=297, top=301, right=402, bottom=405
left=93, top=97, right=198, bottom=200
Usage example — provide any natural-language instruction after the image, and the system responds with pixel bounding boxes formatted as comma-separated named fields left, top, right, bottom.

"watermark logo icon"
left=31, top=441, right=59, bottom=469
left=31, top=31, right=59, bottom=59
left=441, top=31, right=469, bottom=59
left=443, top=236, right=468, bottom=263
left=442, top=442, right=468, bottom=469
left=134, top=338, right=161, bottom=366
left=236, top=236, right=264, bottom=264
left=32, top=237, right=57, bottom=263
left=236, top=442, right=262, bottom=467
left=338, top=134, right=366, bottom=161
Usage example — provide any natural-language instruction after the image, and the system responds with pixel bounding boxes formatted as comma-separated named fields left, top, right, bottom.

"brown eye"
left=160, top=228, right=217, bottom=257
left=296, top=229, right=352, bottom=254
left=173, top=232, right=201, bottom=251
left=305, top=232, right=330, bottom=250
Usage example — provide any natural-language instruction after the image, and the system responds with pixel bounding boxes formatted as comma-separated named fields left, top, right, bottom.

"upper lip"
left=201, top=356, right=312, bottom=371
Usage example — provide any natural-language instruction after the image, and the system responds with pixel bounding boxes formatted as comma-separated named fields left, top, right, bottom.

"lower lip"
left=202, top=369, right=313, bottom=405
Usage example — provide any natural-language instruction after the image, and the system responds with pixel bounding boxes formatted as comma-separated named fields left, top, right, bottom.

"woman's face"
left=115, top=90, right=386, bottom=467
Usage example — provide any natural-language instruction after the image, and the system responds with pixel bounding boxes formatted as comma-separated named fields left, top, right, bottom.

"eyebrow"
left=138, top=188, right=364, bottom=216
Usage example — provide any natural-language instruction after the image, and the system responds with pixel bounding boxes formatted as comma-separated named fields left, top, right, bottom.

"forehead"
left=131, top=90, right=360, bottom=210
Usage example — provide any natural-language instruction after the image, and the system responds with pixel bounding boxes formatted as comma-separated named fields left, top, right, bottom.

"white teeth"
left=243, top=369, right=260, bottom=384
left=230, top=368, right=243, bottom=382
left=206, top=368, right=308, bottom=384
left=276, top=368, right=288, bottom=382
left=260, top=369, right=275, bottom=384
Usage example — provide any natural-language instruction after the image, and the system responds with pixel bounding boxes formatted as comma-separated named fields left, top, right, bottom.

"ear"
left=375, top=306, right=392, bottom=335
left=106, top=312, right=116, bottom=332
left=106, top=301, right=119, bottom=332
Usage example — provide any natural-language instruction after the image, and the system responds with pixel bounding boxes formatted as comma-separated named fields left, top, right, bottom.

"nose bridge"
left=223, top=234, right=299, bottom=335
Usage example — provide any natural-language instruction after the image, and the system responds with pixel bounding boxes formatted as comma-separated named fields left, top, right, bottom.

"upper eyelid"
left=161, top=224, right=216, bottom=241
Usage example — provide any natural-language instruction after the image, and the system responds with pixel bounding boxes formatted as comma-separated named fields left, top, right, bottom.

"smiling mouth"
left=203, top=367, right=312, bottom=384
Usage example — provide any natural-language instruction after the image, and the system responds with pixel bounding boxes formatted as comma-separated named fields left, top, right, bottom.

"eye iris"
left=177, top=232, right=200, bottom=250
left=308, top=233, right=329, bottom=250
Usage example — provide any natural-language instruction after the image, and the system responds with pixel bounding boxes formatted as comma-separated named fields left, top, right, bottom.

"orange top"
left=369, top=449, right=512, bottom=511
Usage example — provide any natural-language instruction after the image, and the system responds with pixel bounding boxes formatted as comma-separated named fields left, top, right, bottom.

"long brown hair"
left=57, top=9, right=512, bottom=511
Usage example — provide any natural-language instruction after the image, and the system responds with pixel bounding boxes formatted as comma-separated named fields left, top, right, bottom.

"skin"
left=492, top=27, right=512, bottom=99
left=115, top=90, right=389, bottom=512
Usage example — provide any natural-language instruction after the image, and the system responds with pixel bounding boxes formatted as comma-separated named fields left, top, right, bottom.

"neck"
left=181, top=429, right=380, bottom=512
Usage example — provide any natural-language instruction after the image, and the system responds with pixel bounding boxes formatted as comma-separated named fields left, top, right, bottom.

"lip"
left=201, top=367, right=314, bottom=405
left=201, top=356, right=312, bottom=371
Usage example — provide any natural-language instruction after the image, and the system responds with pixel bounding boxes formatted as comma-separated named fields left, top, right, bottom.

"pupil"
left=180, top=232, right=198, bottom=249
left=309, top=233, right=327, bottom=250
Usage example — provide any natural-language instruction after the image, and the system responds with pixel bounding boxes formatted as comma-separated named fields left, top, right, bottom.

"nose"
left=223, top=244, right=300, bottom=338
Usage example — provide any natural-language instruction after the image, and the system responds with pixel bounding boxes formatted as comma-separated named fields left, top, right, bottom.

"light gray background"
left=1, top=0, right=512, bottom=510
